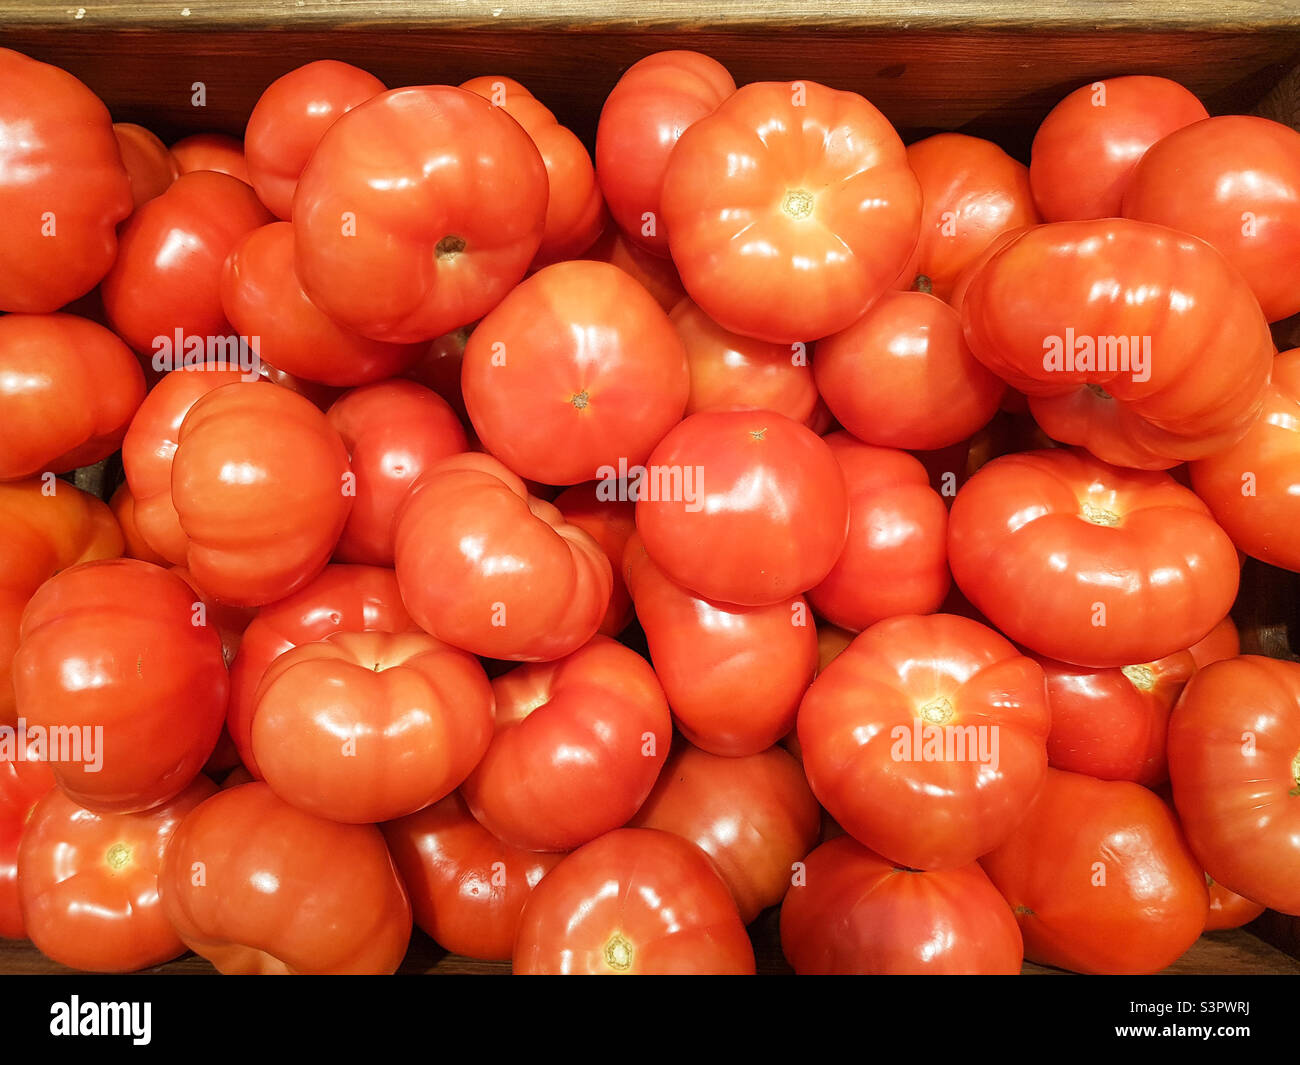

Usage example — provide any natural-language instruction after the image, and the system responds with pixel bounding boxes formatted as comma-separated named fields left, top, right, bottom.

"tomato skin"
left=18, top=776, right=215, bottom=971
left=171, top=382, right=353, bottom=606
left=245, top=60, right=385, bottom=220
left=160, top=782, right=412, bottom=974
left=1188, top=615, right=1240, bottom=671
left=586, top=225, right=687, bottom=313
left=13, top=559, right=228, bottom=813
left=980, top=769, right=1208, bottom=974
left=948, top=449, right=1240, bottom=668
left=294, top=86, right=548, bottom=343
left=0, top=314, right=146, bottom=480
left=1168, top=656, right=1300, bottom=914
left=1030, top=76, right=1207, bottom=222
left=798, top=613, right=1049, bottom=870
left=595, top=50, right=735, bottom=257
left=252, top=630, right=493, bottom=824
left=1191, top=349, right=1300, bottom=573
left=0, top=49, right=132, bottom=312
left=113, top=122, right=179, bottom=209
left=552, top=482, right=637, bottom=637
left=0, top=751, right=56, bottom=939
left=462, top=260, right=689, bottom=485
left=1035, top=649, right=1195, bottom=786
left=170, top=565, right=257, bottom=667
left=662, top=80, right=920, bottom=344
left=171, top=133, right=249, bottom=182
left=326, top=379, right=467, bottom=566
left=514, top=827, right=755, bottom=975
left=461, top=636, right=671, bottom=852
left=624, top=532, right=817, bottom=756
left=629, top=742, right=819, bottom=923
left=395, top=453, right=611, bottom=661
left=636, top=410, right=849, bottom=607
left=780, top=835, right=1022, bottom=975
left=815, top=291, right=1003, bottom=451
left=382, top=793, right=563, bottom=961
left=1204, top=876, right=1266, bottom=932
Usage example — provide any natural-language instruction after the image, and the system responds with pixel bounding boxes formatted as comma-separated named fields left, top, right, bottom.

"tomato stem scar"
left=781, top=189, right=814, bottom=220
left=603, top=931, right=634, bottom=971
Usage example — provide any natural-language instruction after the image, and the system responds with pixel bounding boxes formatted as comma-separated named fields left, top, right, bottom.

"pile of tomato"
left=2, top=45, right=1299, bottom=976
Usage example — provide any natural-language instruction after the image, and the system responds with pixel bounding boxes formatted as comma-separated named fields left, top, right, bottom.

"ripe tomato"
left=636, top=410, right=849, bottom=606
left=0, top=314, right=146, bottom=480
left=405, top=327, right=472, bottom=423
left=244, top=60, right=385, bottom=220
left=624, top=531, right=817, bottom=756
left=1191, top=349, right=1300, bottom=573
left=252, top=631, right=493, bottom=824
left=13, top=559, right=228, bottom=813
left=1029, top=76, right=1207, bottom=221
left=18, top=777, right=214, bottom=972
left=513, top=827, right=754, bottom=974
left=962, top=219, right=1274, bottom=469
left=1035, top=648, right=1195, bottom=785
left=1188, top=615, right=1240, bottom=671
left=661, top=80, right=920, bottom=344
left=595, top=50, right=735, bottom=257
left=462, top=75, right=605, bottom=267
left=461, top=636, right=671, bottom=851
left=394, top=453, right=611, bottom=661
left=170, top=565, right=257, bottom=668
left=382, top=793, right=564, bottom=961
left=170, top=132, right=249, bottom=183
left=798, top=613, right=1049, bottom=870
left=101, top=171, right=273, bottom=356
left=294, top=86, right=547, bottom=343
left=552, top=482, right=637, bottom=637
left=587, top=225, right=687, bottom=312
left=113, top=122, right=179, bottom=210
left=948, top=449, right=1240, bottom=668
left=1204, top=875, right=1266, bottom=932
left=171, top=381, right=353, bottom=606
left=816, top=622, right=853, bottom=674
left=901, top=132, right=1040, bottom=301
left=980, top=769, right=1208, bottom=974
left=630, top=742, right=820, bottom=923
left=1167, top=656, right=1300, bottom=914
left=0, top=49, right=132, bottom=312
left=160, top=782, right=411, bottom=974
left=806, top=436, right=950, bottom=631
left=0, top=748, right=55, bottom=939
left=780, top=835, right=1022, bottom=975
left=222, top=222, right=424, bottom=387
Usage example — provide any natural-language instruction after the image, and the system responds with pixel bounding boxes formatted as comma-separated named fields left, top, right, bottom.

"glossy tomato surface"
left=113, top=122, right=179, bottom=210
left=171, top=133, right=249, bottom=182
left=0, top=750, right=56, bottom=939
left=552, top=482, right=637, bottom=637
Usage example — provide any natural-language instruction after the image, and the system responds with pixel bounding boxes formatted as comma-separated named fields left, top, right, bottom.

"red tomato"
left=629, top=742, right=820, bottom=923
left=816, top=623, right=853, bottom=674
left=461, top=260, right=688, bottom=485
left=13, top=559, right=228, bottom=813
left=294, top=86, right=547, bottom=343
left=461, top=636, right=671, bottom=851
left=252, top=631, right=493, bottom=824
left=109, top=484, right=165, bottom=567
left=382, top=793, right=564, bottom=961
left=586, top=225, right=687, bottom=312
left=1124, top=116, right=1300, bottom=322
left=780, top=834, right=1022, bottom=975
left=113, top=122, right=179, bottom=209
left=670, top=297, right=819, bottom=426
left=462, top=75, right=605, bottom=268
left=815, top=290, right=1003, bottom=451
left=222, top=222, right=424, bottom=387
left=0, top=748, right=55, bottom=939
left=623, top=532, right=817, bottom=756
left=0, top=314, right=146, bottom=480
left=160, top=782, right=411, bottom=974
left=807, top=435, right=950, bottom=631
left=1168, top=656, right=1300, bottom=914
left=1191, top=349, right=1300, bottom=573
left=18, top=777, right=215, bottom=971
left=326, top=379, right=467, bottom=566
left=101, top=171, right=273, bottom=356
left=1030, top=76, right=1207, bottom=221
left=1035, top=648, right=1195, bottom=785
left=949, top=449, right=1240, bottom=668
left=514, top=827, right=754, bottom=974
left=170, top=132, right=249, bottom=183
left=1188, top=615, right=1240, bottom=671
left=244, top=60, right=385, bottom=220
left=0, top=49, right=132, bottom=312
left=962, top=219, right=1274, bottom=469
left=902, top=132, right=1040, bottom=301
left=227, top=564, right=417, bottom=779
left=636, top=410, right=849, bottom=606
left=171, top=381, right=352, bottom=606
left=1204, top=875, right=1266, bottom=932
left=552, top=482, right=637, bottom=637
left=661, top=80, right=920, bottom=344
left=980, top=769, right=1209, bottom=974
left=169, top=565, right=257, bottom=667
left=798, top=613, right=1050, bottom=870
left=405, top=327, right=472, bottom=424
left=394, top=453, right=611, bottom=661
left=595, top=50, right=735, bottom=257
